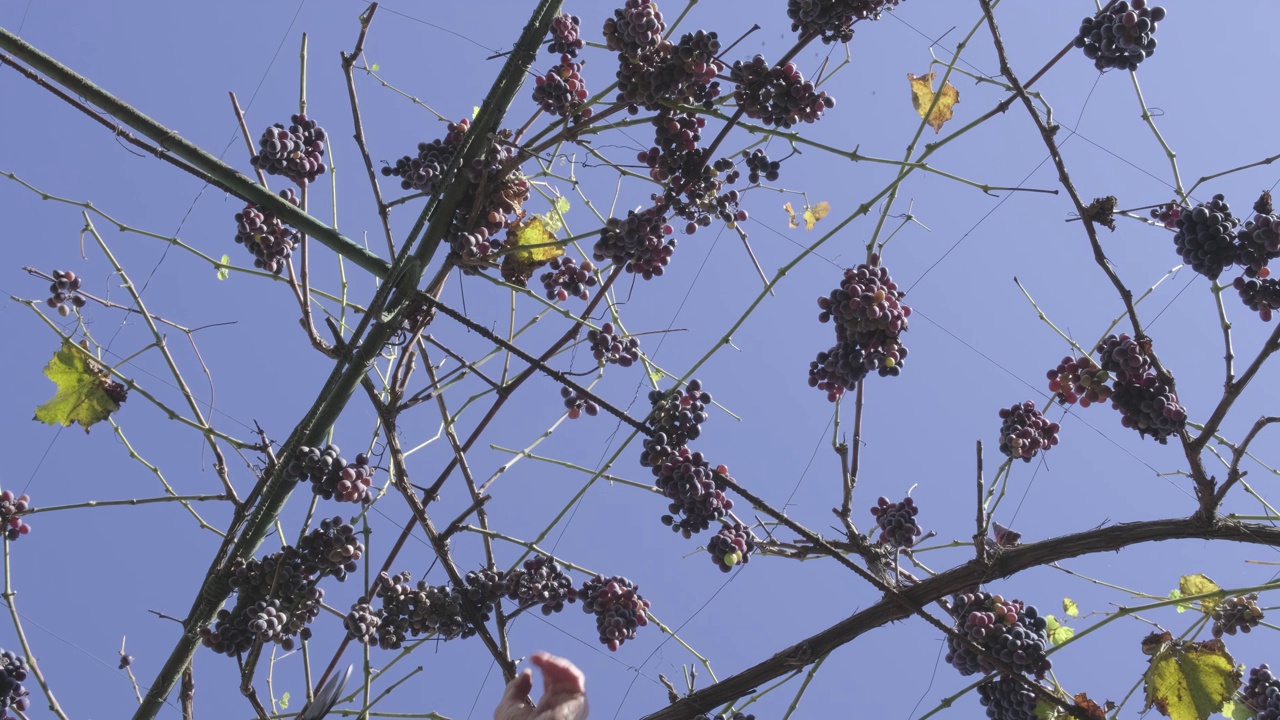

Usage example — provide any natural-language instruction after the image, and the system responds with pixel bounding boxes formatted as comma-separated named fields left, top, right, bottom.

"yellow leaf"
left=804, top=201, right=831, bottom=230
left=1142, top=636, right=1240, bottom=720
left=1179, top=574, right=1222, bottom=614
left=33, top=340, right=127, bottom=433
left=511, top=216, right=564, bottom=264
left=784, top=202, right=799, bottom=229
left=908, top=71, right=960, bottom=133
left=1063, top=597, right=1079, bottom=618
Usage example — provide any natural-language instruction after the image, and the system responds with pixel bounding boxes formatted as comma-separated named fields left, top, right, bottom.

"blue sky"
left=3, top=1, right=1280, bottom=719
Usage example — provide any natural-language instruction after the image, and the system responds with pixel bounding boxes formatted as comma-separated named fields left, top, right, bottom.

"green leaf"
left=472, top=105, right=481, bottom=119
left=1179, top=574, right=1223, bottom=614
left=1143, top=636, right=1241, bottom=720
left=1220, top=700, right=1253, bottom=720
left=371, top=62, right=379, bottom=71
left=33, top=340, right=126, bottom=432
left=280, top=691, right=290, bottom=709
left=217, top=254, right=231, bottom=281
left=1063, top=597, right=1079, bottom=618
left=555, top=196, right=571, bottom=215
left=1044, top=615, right=1075, bottom=646
left=1169, top=589, right=1188, bottom=613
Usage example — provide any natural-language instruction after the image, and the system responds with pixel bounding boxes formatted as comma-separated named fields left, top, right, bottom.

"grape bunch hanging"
left=808, top=260, right=911, bottom=401
left=233, top=188, right=300, bottom=275
left=286, top=444, right=376, bottom=505
left=251, top=114, right=327, bottom=184
left=1074, top=0, right=1167, bottom=71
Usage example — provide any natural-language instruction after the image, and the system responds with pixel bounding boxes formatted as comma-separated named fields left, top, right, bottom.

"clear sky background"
left=3, top=1, right=1280, bottom=719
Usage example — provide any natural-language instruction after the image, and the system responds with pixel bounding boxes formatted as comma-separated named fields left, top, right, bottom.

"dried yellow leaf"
left=908, top=71, right=960, bottom=133
left=784, top=202, right=799, bottom=229
left=804, top=201, right=831, bottom=230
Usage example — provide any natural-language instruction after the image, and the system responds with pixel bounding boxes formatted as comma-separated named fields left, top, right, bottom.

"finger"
left=530, top=653, right=588, bottom=720
left=494, top=668, right=535, bottom=720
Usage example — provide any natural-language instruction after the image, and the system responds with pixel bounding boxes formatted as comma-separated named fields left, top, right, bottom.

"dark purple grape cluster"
left=233, top=188, right=300, bottom=275
left=251, top=114, right=327, bottom=185
left=532, top=59, right=593, bottom=122
left=613, top=29, right=724, bottom=112
left=640, top=110, right=705, bottom=184
left=371, top=571, right=413, bottom=649
left=547, top=13, right=584, bottom=58
left=45, top=269, right=87, bottom=316
left=287, top=445, right=375, bottom=505
left=560, top=386, right=600, bottom=420
left=1242, top=664, right=1280, bottom=720
left=945, top=591, right=1051, bottom=679
left=1172, top=194, right=1239, bottom=279
left=640, top=380, right=711, bottom=468
left=1075, top=0, right=1166, bottom=71
left=1234, top=212, right=1280, bottom=279
left=997, top=402, right=1060, bottom=463
left=1150, top=201, right=1182, bottom=229
left=731, top=55, right=835, bottom=129
left=587, top=322, right=641, bottom=367
left=593, top=205, right=676, bottom=279
left=1046, top=355, right=1112, bottom=407
left=707, top=522, right=755, bottom=571
left=297, top=516, right=364, bottom=582
left=0, top=650, right=29, bottom=720
left=504, top=556, right=578, bottom=614
left=808, top=261, right=911, bottom=401
left=1234, top=276, right=1280, bottom=321
left=1109, top=373, right=1186, bottom=443
left=871, top=496, right=922, bottom=548
left=655, top=448, right=734, bottom=537
left=371, top=569, right=501, bottom=645
left=1095, top=333, right=1151, bottom=383
left=742, top=149, right=780, bottom=184
left=579, top=575, right=650, bottom=651
left=450, top=227, right=500, bottom=266
left=0, top=491, right=31, bottom=542
left=201, top=546, right=324, bottom=655
left=540, top=256, right=597, bottom=302
left=381, top=119, right=470, bottom=193
left=1212, top=593, right=1263, bottom=638
left=344, top=598, right=381, bottom=645
left=786, top=0, right=904, bottom=44
left=603, top=0, right=665, bottom=59
left=453, top=131, right=530, bottom=259
left=976, top=675, right=1040, bottom=720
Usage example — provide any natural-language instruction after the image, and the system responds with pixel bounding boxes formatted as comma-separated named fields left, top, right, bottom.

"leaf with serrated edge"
left=908, top=71, right=960, bottom=133
left=1179, top=574, right=1222, bottom=614
left=33, top=340, right=124, bottom=432
left=1063, top=597, right=1079, bottom=618
left=1143, top=637, right=1241, bottom=720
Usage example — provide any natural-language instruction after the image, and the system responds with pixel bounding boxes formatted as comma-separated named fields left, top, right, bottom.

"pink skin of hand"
left=495, top=652, right=588, bottom=720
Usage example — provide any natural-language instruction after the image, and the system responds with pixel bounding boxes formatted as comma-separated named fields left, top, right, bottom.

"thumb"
left=494, top=668, right=535, bottom=720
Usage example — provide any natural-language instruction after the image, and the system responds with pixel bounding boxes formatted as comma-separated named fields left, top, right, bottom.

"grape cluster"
left=540, top=256, right=597, bottom=302
left=997, top=402, right=1060, bottom=463
left=45, top=269, right=87, bottom=316
left=1172, top=194, right=1239, bottom=279
left=640, top=380, right=711, bottom=468
left=871, top=496, right=922, bottom=548
left=594, top=205, right=676, bottom=279
left=731, top=55, right=835, bottom=129
left=0, top=649, right=29, bottom=720
left=532, top=59, right=592, bottom=122
left=1095, top=333, right=1151, bottom=383
left=1234, top=276, right=1280, bottom=322
left=1045, top=355, right=1112, bottom=407
left=587, top=322, right=641, bottom=367
left=504, top=556, right=578, bottom=614
left=201, top=546, right=324, bottom=655
left=251, top=114, right=327, bottom=185
left=287, top=445, right=375, bottom=505
left=640, top=110, right=705, bottom=184
left=547, top=13, right=584, bottom=58
left=787, top=0, right=904, bottom=44
left=1150, top=201, right=1181, bottom=229
left=1075, top=0, right=1166, bottom=72
left=742, top=149, right=780, bottom=184
left=976, top=675, right=1040, bottom=720
left=808, top=261, right=911, bottom=401
left=1109, top=373, right=1187, bottom=443
left=344, top=599, right=381, bottom=645
left=1211, top=593, right=1263, bottom=638
left=297, top=516, right=364, bottom=582
left=560, top=386, right=600, bottom=420
left=603, top=0, right=665, bottom=59
left=1234, top=211, right=1280, bottom=278
left=655, top=449, right=734, bottom=537
left=1242, top=664, right=1280, bottom=720
left=946, top=591, right=1051, bottom=679
left=381, top=119, right=470, bottom=193
left=372, top=569, right=502, bottom=647
left=613, top=30, right=723, bottom=112
left=579, top=575, right=650, bottom=651
left=451, top=132, right=530, bottom=265
left=707, top=522, right=755, bottom=571
left=233, top=188, right=300, bottom=275
left=0, top=491, right=31, bottom=542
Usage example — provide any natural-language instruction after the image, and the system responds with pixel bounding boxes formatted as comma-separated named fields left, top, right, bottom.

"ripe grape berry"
left=560, top=386, right=600, bottom=420
left=45, top=269, right=87, bottom=316
left=731, top=55, right=835, bottom=129
left=547, top=13, right=584, bottom=58
left=1074, top=0, right=1166, bottom=72
left=0, top=649, right=30, bottom=719
left=1242, top=664, right=1280, bottom=720
left=1149, top=201, right=1181, bottom=229
left=707, top=522, right=755, bottom=571
left=946, top=591, right=1052, bottom=679
left=787, top=0, right=904, bottom=44
left=233, top=188, right=300, bottom=275
left=977, top=675, right=1040, bottom=720
left=251, top=114, right=327, bottom=185
left=1212, top=593, right=1263, bottom=638
left=0, top=491, right=31, bottom=541
left=1172, top=193, right=1239, bottom=279
left=871, top=496, right=922, bottom=548
left=997, top=402, right=1060, bottom=463
left=1045, top=355, right=1111, bottom=407
left=742, top=148, right=781, bottom=184
left=579, top=575, right=650, bottom=651
left=540, top=256, right=597, bottom=302
left=587, top=322, right=641, bottom=367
